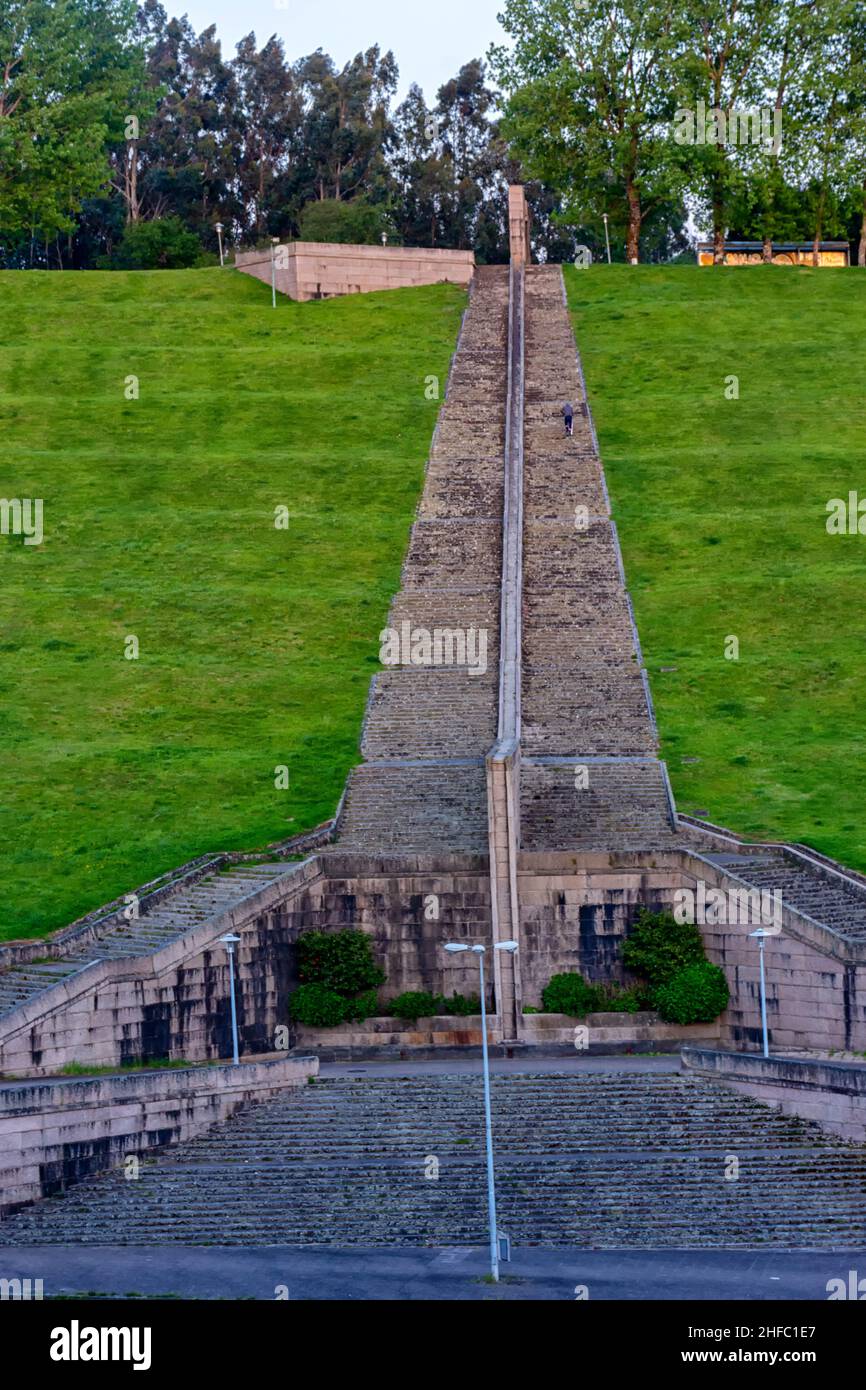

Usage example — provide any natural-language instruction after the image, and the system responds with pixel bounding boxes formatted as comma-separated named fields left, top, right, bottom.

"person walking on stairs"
left=562, top=401, right=574, bottom=437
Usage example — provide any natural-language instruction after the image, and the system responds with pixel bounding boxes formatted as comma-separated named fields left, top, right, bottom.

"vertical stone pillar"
left=508, top=186, right=532, bottom=267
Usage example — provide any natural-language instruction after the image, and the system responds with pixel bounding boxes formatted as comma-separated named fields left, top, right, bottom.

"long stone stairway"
left=333, top=266, right=508, bottom=854
left=0, top=865, right=292, bottom=1021
left=520, top=265, right=677, bottom=852
left=5, top=249, right=866, bottom=1049
left=2, top=1069, right=865, bottom=1248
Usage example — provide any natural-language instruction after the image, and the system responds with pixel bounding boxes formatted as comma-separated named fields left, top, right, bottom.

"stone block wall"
left=515, top=849, right=866, bottom=1053
left=4, top=846, right=865, bottom=1078
left=235, top=241, right=475, bottom=301
left=517, top=851, right=685, bottom=1003
left=0, top=1054, right=316, bottom=1216
left=682, top=1047, right=866, bottom=1143
left=313, top=852, right=495, bottom=1005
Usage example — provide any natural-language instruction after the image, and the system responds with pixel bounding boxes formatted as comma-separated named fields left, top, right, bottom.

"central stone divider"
left=486, top=261, right=525, bottom=1041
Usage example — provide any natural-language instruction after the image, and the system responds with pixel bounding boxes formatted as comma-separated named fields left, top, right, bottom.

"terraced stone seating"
left=2, top=1070, right=864, bottom=1248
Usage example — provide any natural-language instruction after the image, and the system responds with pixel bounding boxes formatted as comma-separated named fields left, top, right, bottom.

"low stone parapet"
left=681, top=1046, right=866, bottom=1142
left=235, top=241, right=475, bottom=302
left=521, top=1011, right=721, bottom=1052
left=294, top=1010, right=719, bottom=1059
left=0, top=1053, right=317, bottom=1217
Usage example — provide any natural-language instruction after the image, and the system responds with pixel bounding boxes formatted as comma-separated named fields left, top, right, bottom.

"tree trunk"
left=762, top=236, right=773, bottom=263
left=126, top=142, right=140, bottom=224
left=858, top=178, right=866, bottom=267
left=712, top=185, right=726, bottom=264
left=813, top=187, right=827, bottom=267
left=625, top=180, right=641, bottom=264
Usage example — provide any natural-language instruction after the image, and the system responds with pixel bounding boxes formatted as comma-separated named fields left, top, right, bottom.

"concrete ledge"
left=0, top=1053, right=317, bottom=1216
left=0, top=856, right=324, bottom=1068
left=523, top=1011, right=720, bottom=1051
left=681, top=1046, right=866, bottom=1143
left=295, top=1010, right=718, bottom=1059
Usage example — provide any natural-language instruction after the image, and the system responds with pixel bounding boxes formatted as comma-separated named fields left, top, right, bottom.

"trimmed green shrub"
left=107, top=216, right=201, bottom=269
left=654, top=962, right=730, bottom=1025
left=541, top=972, right=600, bottom=1017
left=594, top=982, right=646, bottom=1014
left=441, top=992, right=481, bottom=1016
left=388, top=991, right=444, bottom=1021
left=289, top=983, right=346, bottom=1028
left=299, top=197, right=396, bottom=246
left=298, top=930, right=385, bottom=994
left=341, top=988, right=381, bottom=1023
left=621, top=908, right=705, bottom=988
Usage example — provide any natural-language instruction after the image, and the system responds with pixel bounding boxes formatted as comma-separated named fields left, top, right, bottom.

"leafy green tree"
left=133, top=5, right=242, bottom=250
left=297, top=46, right=398, bottom=206
left=0, top=0, right=148, bottom=254
left=491, top=0, right=687, bottom=263
left=392, top=83, right=451, bottom=247
left=298, top=196, right=396, bottom=244
left=233, top=31, right=302, bottom=239
left=675, top=0, right=781, bottom=263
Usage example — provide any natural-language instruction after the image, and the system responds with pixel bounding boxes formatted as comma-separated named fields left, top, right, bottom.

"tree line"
left=3, top=0, right=866, bottom=270
left=0, top=0, right=584, bottom=269
left=492, top=0, right=866, bottom=265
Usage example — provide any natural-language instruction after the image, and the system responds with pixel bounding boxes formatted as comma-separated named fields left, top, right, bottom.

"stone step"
left=3, top=1072, right=864, bottom=1248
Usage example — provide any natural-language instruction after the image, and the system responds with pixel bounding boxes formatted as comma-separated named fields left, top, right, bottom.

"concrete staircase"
left=335, top=265, right=509, bottom=855
left=519, top=264, right=676, bottom=851
left=2, top=1070, right=864, bottom=1248
left=703, top=850, right=866, bottom=944
left=0, top=865, right=292, bottom=1021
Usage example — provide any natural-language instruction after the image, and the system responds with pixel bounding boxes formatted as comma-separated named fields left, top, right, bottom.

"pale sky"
left=173, top=0, right=509, bottom=101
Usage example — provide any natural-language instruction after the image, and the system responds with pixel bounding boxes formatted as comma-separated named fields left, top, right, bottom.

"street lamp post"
left=270, top=237, right=280, bottom=308
left=602, top=212, right=612, bottom=264
left=748, top=928, right=774, bottom=1058
left=215, top=221, right=225, bottom=267
left=220, top=933, right=242, bottom=1065
left=444, top=939, right=518, bottom=1282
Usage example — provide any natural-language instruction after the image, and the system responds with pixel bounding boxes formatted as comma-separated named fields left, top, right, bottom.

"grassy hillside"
left=0, top=267, right=465, bottom=939
left=565, top=262, right=866, bottom=871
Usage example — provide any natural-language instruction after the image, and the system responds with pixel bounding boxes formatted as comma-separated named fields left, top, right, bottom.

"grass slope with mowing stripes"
left=565, top=262, right=866, bottom=871
left=0, top=267, right=465, bottom=939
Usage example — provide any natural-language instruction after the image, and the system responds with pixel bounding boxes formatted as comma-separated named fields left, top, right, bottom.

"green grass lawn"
left=565, top=262, right=866, bottom=870
left=0, top=267, right=465, bottom=939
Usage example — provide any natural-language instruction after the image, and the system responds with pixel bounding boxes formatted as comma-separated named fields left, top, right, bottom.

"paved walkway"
left=318, top=1054, right=682, bottom=1078
left=2, top=1245, right=861, bottom=1301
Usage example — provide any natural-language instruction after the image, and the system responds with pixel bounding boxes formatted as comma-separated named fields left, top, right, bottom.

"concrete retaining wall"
left=235, top=241, right=475, bottom=302
left=0, top=1053, right=317, bottom=1216
left=681, top=1046, right=866, bottom=1143
left=516, top=848, right=866, bottom=1053
left=4, top=847, right=866, bottom=1077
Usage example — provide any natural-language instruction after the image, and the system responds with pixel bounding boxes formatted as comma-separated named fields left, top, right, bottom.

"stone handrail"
left=486, top=257, right=526, bottom=1038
